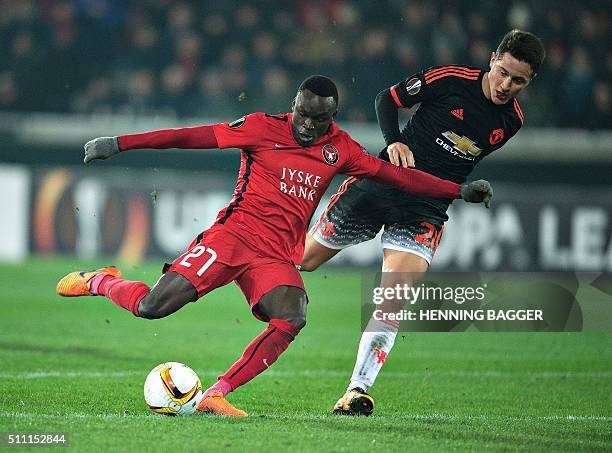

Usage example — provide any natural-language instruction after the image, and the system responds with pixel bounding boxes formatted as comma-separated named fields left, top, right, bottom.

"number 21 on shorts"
left=179, top=245, right=217, bottom=276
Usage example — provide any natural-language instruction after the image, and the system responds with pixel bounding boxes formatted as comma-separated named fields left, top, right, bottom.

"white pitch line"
left=0, top=412, right=610, bottom=423
left=0, top=369, right=611, bottom=379
left=266, top=413, right=612, bottom=422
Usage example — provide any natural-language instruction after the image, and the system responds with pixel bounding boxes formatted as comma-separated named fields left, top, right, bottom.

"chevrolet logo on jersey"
left=440, top=131, right=482, bottom=158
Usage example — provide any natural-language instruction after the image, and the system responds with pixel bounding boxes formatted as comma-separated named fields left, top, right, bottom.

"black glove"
left=83, top=136, right=120, bottom=163
left=460, top=179, right=493, bottom=208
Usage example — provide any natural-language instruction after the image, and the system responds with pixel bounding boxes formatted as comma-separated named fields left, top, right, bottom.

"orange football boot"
left=196, top=391, right=247, bottom=417
left=333, top=387, right=375, bottom=416
left=56, top=266, right=122, bottom=297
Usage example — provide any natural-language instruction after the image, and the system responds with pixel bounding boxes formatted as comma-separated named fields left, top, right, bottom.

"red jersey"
left=210, top=112, right=382, bottom=261
left=119, top=112, right=461, bottom=263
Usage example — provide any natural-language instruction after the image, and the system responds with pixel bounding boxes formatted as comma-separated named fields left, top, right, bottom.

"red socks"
left=210, top=319, right=301, bottom=395
left=202, top=379, right=233, bottom=399
left=90, top=273, right=301, bottom=394
left=92, top=274, right=149, bottom=317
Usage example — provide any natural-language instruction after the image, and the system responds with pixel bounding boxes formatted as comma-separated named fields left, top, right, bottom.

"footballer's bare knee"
left=382, top=249, right=429, bottom=281
left=299, top=256, right=320, bottom=272
left=137, top=300, right=164, bottom=319
left=300, top=235, right=340, bottom=272
left=284, top=310, right=307, bottom=330
left=258, top=286, right=308, bottom=329
left=138, top=272, right=196, bottom=319
left=377, top=250, right=430, bottom=313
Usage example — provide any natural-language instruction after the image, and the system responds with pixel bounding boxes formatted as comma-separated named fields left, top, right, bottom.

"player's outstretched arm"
left=369, top=160, right=493, bottom=207
left=83, top=125, right=220, bottom=164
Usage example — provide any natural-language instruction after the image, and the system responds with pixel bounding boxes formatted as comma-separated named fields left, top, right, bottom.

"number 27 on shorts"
left=178, top=245, right=217, bottom=276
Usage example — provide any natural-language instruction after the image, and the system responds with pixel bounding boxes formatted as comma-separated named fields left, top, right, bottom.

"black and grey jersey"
left=372, top=65, right=524, bottom=222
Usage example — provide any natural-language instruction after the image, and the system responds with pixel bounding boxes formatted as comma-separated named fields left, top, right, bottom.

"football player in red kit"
left=56, top=76, right=492, bottom=416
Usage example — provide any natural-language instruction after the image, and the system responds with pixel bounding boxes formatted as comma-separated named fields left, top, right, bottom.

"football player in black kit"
left=300, top=30, right=546, bottom=415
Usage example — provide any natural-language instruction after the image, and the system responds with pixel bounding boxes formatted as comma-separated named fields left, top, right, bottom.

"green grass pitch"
left=0, top=258, right=611, bottom=451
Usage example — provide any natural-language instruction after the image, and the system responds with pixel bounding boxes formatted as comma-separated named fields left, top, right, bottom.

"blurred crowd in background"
left=0, top=0, right=609, bottom=128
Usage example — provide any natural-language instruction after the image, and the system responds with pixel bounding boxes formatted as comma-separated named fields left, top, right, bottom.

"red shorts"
left=165, top=226, right=305, bottom=322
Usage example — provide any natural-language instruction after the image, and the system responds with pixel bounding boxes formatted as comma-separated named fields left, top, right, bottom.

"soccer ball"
left=144, top=362, right=203, bottom=416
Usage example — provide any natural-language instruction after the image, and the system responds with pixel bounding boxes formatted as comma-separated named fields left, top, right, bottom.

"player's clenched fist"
left=387, top=142, right=415, bottom=168
left=460, top=179, right=493, bottom=208
left=83, top=136, right=120, bottom=163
